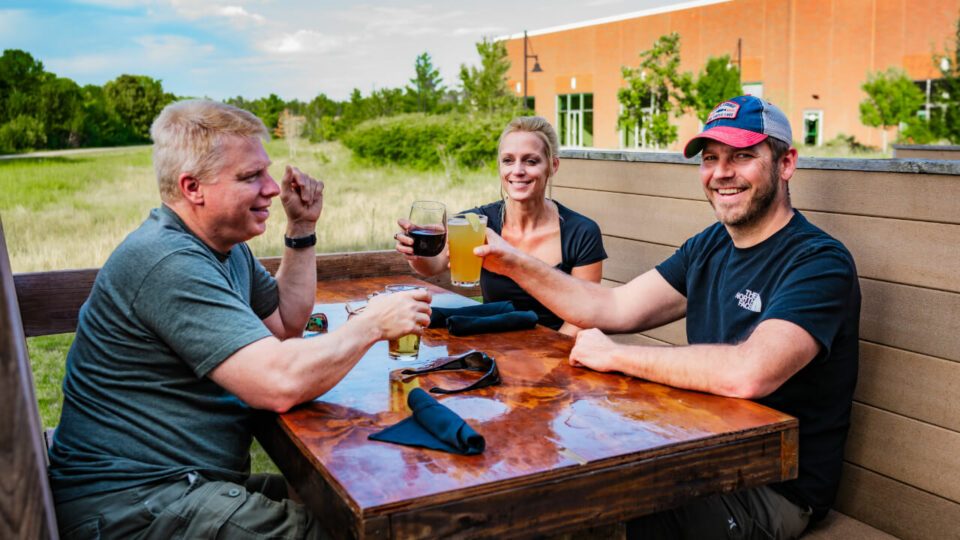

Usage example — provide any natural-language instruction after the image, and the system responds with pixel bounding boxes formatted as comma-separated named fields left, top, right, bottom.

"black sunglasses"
left=401, top=350, right=500, bottom=395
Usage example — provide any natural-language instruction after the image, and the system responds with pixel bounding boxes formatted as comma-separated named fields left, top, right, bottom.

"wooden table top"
left=253, top=275, right=798, bottom=539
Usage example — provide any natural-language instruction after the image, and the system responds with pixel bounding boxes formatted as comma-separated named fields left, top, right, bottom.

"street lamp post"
left=523, top=30, right=543, bottom=111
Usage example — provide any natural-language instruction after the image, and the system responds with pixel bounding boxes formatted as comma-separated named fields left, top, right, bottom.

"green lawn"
left=6, top=139, right=498, bottom=474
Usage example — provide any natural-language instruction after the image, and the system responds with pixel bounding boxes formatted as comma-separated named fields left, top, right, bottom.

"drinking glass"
left=384, top=284, right=425, bottom=360
left=407, top=201, right=447, bottom=257
left=447, top=213, right=487, bottom=287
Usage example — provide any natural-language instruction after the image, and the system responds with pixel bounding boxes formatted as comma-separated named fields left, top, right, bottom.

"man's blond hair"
left=150, top=100, right=269, bottom=202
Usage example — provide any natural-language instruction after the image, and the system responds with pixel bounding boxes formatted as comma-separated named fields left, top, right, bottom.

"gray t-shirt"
left=49, top=205, right=280, bottom=503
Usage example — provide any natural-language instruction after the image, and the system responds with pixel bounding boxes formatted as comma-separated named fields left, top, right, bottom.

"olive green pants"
left=56, top=473, right=329, bottom=540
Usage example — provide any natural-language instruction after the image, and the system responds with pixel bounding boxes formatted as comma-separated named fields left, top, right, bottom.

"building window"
left=524, top=96, right=535, bottom=112
left=742, top=82, right=764, bottom=98
left=803, top=110, right=823, bottom=146
left=915, top=79, right=948, bottom=122
left=620, top=102, right=653, bottom=149
left=557, top=93, right=593, bottom=147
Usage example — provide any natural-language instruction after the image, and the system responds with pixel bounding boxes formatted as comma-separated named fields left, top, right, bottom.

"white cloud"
left=586, top=0, right=625, bottom=5
left=215, top=5, right=266, bottom=24
left=169, top=1, right=267, bottom=27
left=258, top=30, right=346, bottom=55
left=134, top=35, right=216, bottom=63
left=0, top=9, right=28, bottom=39
left=72, top=0, right=163, bottom=7
left=452, top=26, right=505, bottom=37
left=45, top=34, right=215, bottom=81
left=337, top=4, right=465, bottom=38
left=46, top=53, right=116, bottom=76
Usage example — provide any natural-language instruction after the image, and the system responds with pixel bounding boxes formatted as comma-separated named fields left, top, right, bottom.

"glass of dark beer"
left=407, top=201, right=447, bottom=257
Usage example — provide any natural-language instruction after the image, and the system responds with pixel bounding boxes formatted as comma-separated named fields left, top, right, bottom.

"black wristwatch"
left=284, top=233, right=317, bottom=249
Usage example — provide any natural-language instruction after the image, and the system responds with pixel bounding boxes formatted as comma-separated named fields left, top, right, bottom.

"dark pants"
left=56, top=473, right=329, bottom=540
left=626, top=485, right=812, bottom=540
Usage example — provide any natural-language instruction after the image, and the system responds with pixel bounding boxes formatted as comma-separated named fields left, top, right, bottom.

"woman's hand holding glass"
left=396, top=201, right=446, bottom=258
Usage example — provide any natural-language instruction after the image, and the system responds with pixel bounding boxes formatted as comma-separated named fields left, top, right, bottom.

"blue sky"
left=0, top=0, right=689, bottom=101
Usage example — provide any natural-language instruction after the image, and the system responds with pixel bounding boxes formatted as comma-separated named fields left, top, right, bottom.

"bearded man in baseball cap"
left=474, top=95, right=862, bottom=538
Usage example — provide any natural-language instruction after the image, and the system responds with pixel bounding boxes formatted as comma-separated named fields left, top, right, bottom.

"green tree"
left=103, top=74, right=175, bottom=141
left=75, top=84, right=132, bottom=146
left=0, top=114, right=46, bottom=152
left=37, top=75, right=83, bottom=148
left=859, top=67, right=925, bottom=151
left=694, top=55, right=743, bottom=123
left=0, top=49, right=47, bottom=124
left=368, top=88, right=409, bottom=118
left=932, top=9, right=960, bottom=143
left=459, top=38, right=520, bottom=115
left=618, top=32, right=695, bottom=148
left=407, top=52, right=445, bottom=113
left=304, top=93, right=341, bottom=142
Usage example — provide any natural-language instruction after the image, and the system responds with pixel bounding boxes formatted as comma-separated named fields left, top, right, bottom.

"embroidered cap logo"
left=706, top=101, right=741, bottom=124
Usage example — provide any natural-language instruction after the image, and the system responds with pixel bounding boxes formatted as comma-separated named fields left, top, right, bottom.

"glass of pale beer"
left=384, top=284, right=424, bottom=360
left=447, top=213, right=487, bottom=287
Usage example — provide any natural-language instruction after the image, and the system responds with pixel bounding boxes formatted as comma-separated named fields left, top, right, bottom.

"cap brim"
left=683, top=127, right=769, bottom=158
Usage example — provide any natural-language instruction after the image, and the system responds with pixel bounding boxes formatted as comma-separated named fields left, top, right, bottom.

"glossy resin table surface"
left=254, top=275, right=798, bottom=538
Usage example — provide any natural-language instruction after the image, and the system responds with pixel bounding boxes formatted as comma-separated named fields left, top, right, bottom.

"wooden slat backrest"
left=554, top=151, right=960, bottom=540
left=0, top=217, right=59, bottom=539
left=15, top=251, right=479, bottom=338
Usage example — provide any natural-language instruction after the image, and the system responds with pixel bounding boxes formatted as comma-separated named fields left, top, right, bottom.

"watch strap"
left=284, top=233, right=317, bottom=249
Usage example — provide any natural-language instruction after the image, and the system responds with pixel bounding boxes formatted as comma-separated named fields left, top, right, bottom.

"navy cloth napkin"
left=446, top=310, right=538, bottom=336
left=429, top=301, right=515, bottom=328
left=369, top=388, right=485, bottom=455
left=429, top=301, right=538, bottom=336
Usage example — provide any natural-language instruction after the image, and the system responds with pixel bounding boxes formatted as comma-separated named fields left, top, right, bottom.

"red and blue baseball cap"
left=683, top=95, right=793, bottom=158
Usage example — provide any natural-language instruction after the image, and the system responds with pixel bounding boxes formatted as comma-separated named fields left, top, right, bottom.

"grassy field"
left=2, top=139, right=498, bottom=474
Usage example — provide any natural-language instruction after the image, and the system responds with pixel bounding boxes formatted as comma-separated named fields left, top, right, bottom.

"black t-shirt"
left=466, top=200, right=607, bottom=329
left=656, top=211, right=860, bottom=520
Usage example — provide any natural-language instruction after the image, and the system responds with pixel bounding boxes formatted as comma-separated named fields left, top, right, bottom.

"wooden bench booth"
left=2, top=150, right=958, bottom=539
left=553, top=150, right=960, bottom=539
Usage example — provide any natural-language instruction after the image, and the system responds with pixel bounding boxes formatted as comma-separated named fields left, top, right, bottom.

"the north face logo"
left=735, top=289, right=762, bottom=312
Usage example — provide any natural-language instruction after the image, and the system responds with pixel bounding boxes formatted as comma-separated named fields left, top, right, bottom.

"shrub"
left=342, top=113, right=511, bottom=170
left=899, top=117, right=942, bottom=145
left=0, top=115, right=47, bottom=153
left=824, top=133, right=875, bottom=153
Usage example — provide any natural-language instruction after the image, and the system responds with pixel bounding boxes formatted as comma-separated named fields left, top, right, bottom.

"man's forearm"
left=273, top=224, right=319, bottom=338
left=573, top=319, right=819, bottom=399
left=499, top=253, right=621, bottom=329
left=603, top=342, right=753, bottom=397
left=211, top=314, right=382, bottom=412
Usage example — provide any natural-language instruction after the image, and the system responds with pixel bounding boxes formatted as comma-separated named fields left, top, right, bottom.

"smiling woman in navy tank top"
left=394, top=116, right=606, bottom=335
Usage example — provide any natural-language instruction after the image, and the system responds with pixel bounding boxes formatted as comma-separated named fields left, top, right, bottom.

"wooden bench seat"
left=802, top=511, right=897, bottom=540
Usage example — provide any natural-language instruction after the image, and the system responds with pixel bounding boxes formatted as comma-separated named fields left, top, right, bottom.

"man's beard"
left=714, top=164, right=780, bottom=228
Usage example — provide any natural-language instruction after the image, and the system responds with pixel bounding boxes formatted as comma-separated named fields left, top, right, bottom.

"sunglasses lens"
left=305, top=313, right=327, bottom=332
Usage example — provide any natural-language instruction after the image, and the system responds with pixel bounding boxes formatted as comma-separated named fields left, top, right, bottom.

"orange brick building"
left=501, top=0, right=960, bottom=151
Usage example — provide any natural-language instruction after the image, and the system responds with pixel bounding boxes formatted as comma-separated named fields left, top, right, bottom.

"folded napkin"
left=429, top=301, right=515, bottom=328
left=446, top=310, right=538, bottom=336
left=369, top=388, right=485, bottom=455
